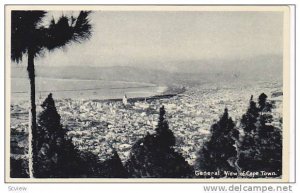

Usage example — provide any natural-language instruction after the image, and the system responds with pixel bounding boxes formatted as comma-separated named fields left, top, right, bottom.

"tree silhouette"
left=77, top=150, right=128, bottom=178
left=11, top=11, right=92, bottom=177
left=256, top=115, right=282, bottom=175
left=155, top=105, right=176, bottom=148
left=195, top=108, right=239, bottom=178
left=237, top=96, right=260, bottom=167
left=238, top=115, right=282, bottom=176
left=100, top=150, right=129, bottom=178
left=36, top=93, right=82, bottom=177
left=10, top=157, right=29, bottom=178
left=240, top=95, right=260, bottom=134
left=238, top=94, right=282, bottom=177
left=258, top=93, right=273, bottom=112
left=126, top=106, right=192, bottom=178
left=258, top=93, right=267, bottom=111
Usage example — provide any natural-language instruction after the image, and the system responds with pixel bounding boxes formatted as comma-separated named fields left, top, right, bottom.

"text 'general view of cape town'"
left=10, top=10, right=284, bottom=179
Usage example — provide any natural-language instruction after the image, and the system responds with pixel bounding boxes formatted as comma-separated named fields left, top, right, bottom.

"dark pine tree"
left=75, top=150, right=129, bottom=178
left=10, top=157, right=29, bottom=178
left=195, top=108, right=239, bottom=178
left=100, top=150, right=129, bottom=178
left=238, top=94, right=282, bottom=177
left=255, top=114, right=282, bottom=176
left=35, top=93, right=82, bottom=177
left=126, top=106, right=192, bottom=178
left=155, top=105, right=176, bottom=148
left=238, top=95, right=260, bottom=173
left=258, top=93, right=268, bottom=111
left=258, top=93, right=273, bottom=112
left=11, top=11, right=92, bottom=177
left=237, top=95, right=260, bottom=171
left=241, top=95, right=260, bottom=134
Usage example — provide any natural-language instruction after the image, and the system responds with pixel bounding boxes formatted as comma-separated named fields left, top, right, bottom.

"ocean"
left=11, top=77, right=167, bottom=103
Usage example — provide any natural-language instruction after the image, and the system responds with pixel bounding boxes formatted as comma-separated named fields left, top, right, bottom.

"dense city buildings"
left=10, top=81, right=282, bottom=165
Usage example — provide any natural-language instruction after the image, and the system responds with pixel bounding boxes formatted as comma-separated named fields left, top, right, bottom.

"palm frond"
left=43, top=11, right=92, bottom=51
left=43, top=15, right=74, bottom=50
left=11, top=11, right=92, bottom=61
left=72, top=11, right=92, bottom=42
left=11, top=11, right=47, bottom=62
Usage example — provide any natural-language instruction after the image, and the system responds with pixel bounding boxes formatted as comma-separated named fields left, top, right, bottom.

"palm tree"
left=11, top=11, right=92, bottom=177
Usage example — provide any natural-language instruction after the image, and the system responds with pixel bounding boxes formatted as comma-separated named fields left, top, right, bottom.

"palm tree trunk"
left=27, top=50, right=37, bottom=178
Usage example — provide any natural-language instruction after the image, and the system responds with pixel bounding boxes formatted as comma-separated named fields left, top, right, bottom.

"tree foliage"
left=240, top=95, right=260, bottom=134
left=34, top=93, right=129, bottom=178
left=155, top=105, right=176, bottom=148
left=35, top=93, right=82, bottom=177
left=258, top=93, right=273, bottom=112
left=11, top=92, right=282, bottom=178
left=11, top=11, right=92, bottom=62
left=238, top=93, right=282, bottom=177
left=11, top=11, right=92, bottom=178
left=10, top=158, right=29, bottom=178
left=196, top=108, right=239, bottom=177
left=77, top=150, right=128, bottom=178
left=126, top=106, right=192, bottom=178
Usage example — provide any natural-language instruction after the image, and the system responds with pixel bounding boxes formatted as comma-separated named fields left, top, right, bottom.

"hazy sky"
left=13, top=11, right=283, bottom=70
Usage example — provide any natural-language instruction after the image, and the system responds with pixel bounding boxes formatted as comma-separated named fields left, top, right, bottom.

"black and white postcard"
left=5, top=5, right=291, bottom=182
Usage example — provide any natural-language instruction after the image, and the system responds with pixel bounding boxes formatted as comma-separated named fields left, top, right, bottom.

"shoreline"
left=85, top=86, right=186, bottom=103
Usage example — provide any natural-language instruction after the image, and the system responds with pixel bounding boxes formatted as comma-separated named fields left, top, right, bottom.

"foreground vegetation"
left=11, top=92, right=282, bottom=178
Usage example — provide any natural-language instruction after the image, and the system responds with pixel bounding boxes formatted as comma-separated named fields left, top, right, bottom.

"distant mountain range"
left=11, top=54, right=283, bottom=86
